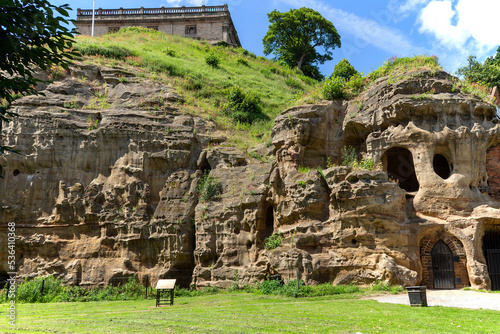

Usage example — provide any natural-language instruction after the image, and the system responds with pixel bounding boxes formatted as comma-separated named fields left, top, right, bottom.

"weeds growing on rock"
left=197, top=172, right=221, bottom=202
left=264, top=232, right=283, bottom=250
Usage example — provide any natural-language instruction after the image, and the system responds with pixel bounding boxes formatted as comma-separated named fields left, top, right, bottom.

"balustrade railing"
left=77, top=5, right=228, bottom=17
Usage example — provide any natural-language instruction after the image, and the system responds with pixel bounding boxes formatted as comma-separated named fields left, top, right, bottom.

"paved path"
left=371, top=289, right=500, bottom=311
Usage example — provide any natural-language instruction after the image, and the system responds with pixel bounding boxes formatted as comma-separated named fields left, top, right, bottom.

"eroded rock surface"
left=2, top=66, right=500, bottom=290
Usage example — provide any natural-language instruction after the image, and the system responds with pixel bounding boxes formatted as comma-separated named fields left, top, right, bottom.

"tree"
left=457, top=47, right=500, bottom=88
left=0, top=0, right=77, bottom=154
left=332, top=58, right=358, bottom=81
left=262, top=7, right=341, bottom=80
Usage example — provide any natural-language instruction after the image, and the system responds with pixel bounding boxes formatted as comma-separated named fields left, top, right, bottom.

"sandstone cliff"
left=2, top=62, right=500, bottom=290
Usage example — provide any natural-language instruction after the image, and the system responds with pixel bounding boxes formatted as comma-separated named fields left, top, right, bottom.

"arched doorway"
left=432, top=240, right=455, bottom=289
left=483, top=226, right=500, bottom=291
left=383, top=147, right=419, bottom=192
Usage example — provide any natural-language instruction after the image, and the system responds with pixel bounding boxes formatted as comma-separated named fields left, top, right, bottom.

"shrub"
left=332, top=58, right=358, bottom=80
left=75, top=43, right=134, bottom=59
left=342, top=146, right=376, bottom=170
left=322, top=76, right=345, bottom=100
left=341, top=146, right=358, bottom=167
left=197, top=172, right=221, bottom=202
left=344, top=73, right=365, bottom=98
left=162, top=47, right=176, bottom=57
left=264, top=232, right=283, bottom=250
left=216, top=41, right=229, bottom=47
left=285, top=77, right=303, bottom=90
left=0, top=276, right=146, bottom=303
left=205, top=52, right=220, bottom=68
left=223, top=86, right=266, bottom=124
left=236, top=57, right=249, bottom=66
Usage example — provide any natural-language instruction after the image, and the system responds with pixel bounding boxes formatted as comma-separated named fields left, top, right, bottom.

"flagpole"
left=91, top=0, right=95, bottom=37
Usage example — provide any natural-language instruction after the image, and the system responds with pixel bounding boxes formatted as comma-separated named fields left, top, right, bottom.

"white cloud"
left=419, top=1, right=468, bottom=49
left=276, top=0, right=424, bottom=57
left=418, top=0, right=500, bottom=58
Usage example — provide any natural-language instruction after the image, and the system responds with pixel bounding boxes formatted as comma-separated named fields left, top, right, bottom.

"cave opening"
left=265, top=206, right=274, bottom=238
left=199, top=156, right=211, bottom=175
left=384, top=147, right=419, bottom=192
left=258, top=205, right=275, bottom=245
left=433, top=154, right=452, bottom=179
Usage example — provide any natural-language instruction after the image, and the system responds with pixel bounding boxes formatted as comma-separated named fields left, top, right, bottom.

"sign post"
left=155, top=279, right=176, bottom=307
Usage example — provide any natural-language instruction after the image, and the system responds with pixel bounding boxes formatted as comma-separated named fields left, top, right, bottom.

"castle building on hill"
left=74, top=4, right=241, bottom=47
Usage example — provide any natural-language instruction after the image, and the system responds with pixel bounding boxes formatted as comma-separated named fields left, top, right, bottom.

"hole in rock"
left=258, top=205, right=275, bottom=245
left=433, top=154, right=451, bottom=179
left=199, top=156, right=211, bottom=174
left=13, top=169, right=20, bottom=177
left=384, top=147, right=419, bottom=192
left=351, top=239, right=357, bottom=245
left=265, top=206, right=274, bottom=238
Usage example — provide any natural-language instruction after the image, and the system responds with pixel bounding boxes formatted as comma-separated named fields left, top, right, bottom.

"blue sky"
left=61, top=0, right=500, bottom=76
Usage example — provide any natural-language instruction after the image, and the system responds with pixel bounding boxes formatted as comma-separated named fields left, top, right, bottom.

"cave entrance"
left=384, top=147, right=419, bottom=192
left=258, top=205, right=275, bottom=245
left=433, top=154, right=452, bottom=179
left=483, top=226, right=500, bottom=290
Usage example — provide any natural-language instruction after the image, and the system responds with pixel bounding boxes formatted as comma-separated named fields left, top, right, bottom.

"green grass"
left=1, top=293, right=499, bottom=333
left=73, top=27, right=319, bottom=150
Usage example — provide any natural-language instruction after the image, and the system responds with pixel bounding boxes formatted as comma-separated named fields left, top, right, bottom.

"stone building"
left=74, top=4, right=241, bottom=47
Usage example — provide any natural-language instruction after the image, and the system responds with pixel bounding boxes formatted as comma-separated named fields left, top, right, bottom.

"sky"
left=60, top=0, right=500, bottom=76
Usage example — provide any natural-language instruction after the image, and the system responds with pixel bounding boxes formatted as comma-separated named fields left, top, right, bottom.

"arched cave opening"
left=483, top=226, right=500, bottom=290
left=384, top=147, right=419, bottom=192
left=258, top=205, right=275, bottom=245
left=433, top=154, right=452, bottom=179
left=199, top=156, right=211, bottom=175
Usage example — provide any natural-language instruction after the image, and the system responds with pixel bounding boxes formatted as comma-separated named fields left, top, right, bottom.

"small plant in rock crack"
left=197, top=172, right=221, bottom=202
left=264, top=232, right=283, bottom=250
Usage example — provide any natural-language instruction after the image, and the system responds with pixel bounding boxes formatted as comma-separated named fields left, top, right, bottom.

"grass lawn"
left=1, top=293, right=499, bottom=333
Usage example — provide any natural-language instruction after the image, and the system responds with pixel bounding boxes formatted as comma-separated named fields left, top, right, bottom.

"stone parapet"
left=74, top=4, right=241, bottom=47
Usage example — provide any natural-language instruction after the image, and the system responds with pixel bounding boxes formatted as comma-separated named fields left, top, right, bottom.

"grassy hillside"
left=73, top=27, right=319, bottom=150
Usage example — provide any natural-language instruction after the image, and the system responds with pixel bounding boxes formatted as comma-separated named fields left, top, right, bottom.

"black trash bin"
left=406, top=286, right=427, bottom=307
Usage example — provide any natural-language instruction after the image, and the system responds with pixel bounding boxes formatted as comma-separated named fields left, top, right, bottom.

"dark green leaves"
left=0, top=0, right=77, bottom=153
left=262, top=7, right=341, bottom=80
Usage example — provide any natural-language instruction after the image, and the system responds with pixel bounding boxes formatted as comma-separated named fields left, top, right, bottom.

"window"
left=185, top=25, right=197, bottom=35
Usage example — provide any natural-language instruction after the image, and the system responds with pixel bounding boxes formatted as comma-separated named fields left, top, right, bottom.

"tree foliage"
left=0, top=0, right=77, bottom=145
left=457, top=47, right=500, bottom=88
left=262, top=7, right=341, bottom=80
left=332, top=59, right=358, bottom=80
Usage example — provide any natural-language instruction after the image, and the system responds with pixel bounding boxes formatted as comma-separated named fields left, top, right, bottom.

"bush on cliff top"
left=321, top=55, right=442, bottom=101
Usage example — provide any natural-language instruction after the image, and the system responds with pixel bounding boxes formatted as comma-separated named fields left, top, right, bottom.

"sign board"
left=155, top=279, right=176, bottom=290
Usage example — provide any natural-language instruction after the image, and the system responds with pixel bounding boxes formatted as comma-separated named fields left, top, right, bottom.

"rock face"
left=2, top=65, right=500, bottom=290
